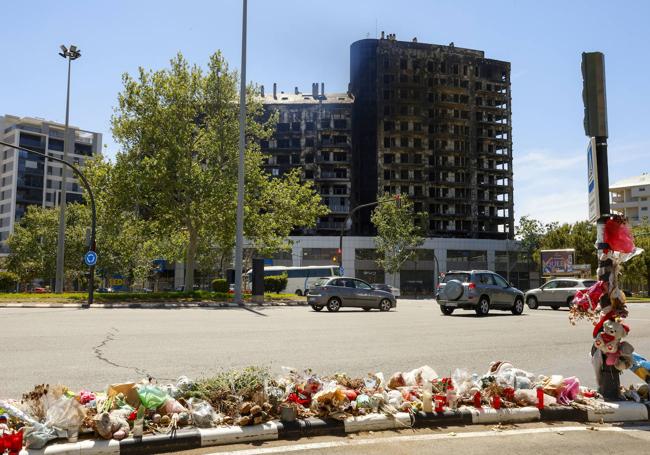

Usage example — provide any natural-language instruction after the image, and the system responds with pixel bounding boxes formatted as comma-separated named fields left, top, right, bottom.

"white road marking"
left=206, top=425, right=650, bottom=454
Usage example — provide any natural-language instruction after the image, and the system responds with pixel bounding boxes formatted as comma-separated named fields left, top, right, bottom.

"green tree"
left=371, top=194, right=424, bottom=283
left=624, top=222, right=650, bottom=294
left=111, top=52, right=326, bottom=290
left=82, top=156, right=177, bottom=289
left=515, top=216, right=546, bottom=265
left=6, top=204, right=88, bottom=288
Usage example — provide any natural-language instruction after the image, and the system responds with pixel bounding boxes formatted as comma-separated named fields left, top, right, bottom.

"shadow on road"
left=449, top=313, right=529, bottom=318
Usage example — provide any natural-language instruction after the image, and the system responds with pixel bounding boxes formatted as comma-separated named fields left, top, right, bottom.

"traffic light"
left=581, top=52, right=608, bottom=138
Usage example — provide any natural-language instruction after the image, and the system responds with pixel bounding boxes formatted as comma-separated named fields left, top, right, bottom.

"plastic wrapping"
left=136, top=385, right=169, bottom=410
left=45, top=397, right=87, bottom=433
left=188, top=400, right=217, bottom=428
left=573, top=280, right=608, bottom=311
left=604, top=217, right=635, bottom=253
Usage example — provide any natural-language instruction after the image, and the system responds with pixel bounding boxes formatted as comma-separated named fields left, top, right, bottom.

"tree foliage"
left=110, top=51, right=326, bottom=290
left=371, top=194, right=424, bottom=278
left=624, top=222, right=650, bottom=294
left=6, top=204, right=89, bottom=288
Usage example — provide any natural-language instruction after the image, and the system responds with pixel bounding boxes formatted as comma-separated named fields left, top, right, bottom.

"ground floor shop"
left=169, top=236, right=539, bottom=295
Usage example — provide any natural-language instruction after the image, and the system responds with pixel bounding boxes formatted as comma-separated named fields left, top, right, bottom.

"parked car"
left=525, top=278, right=597, bottom=310
left=370, top=283, right=401, bottom=297
left=436, top=270, right=525, bottom=316
left=97, top=287, right=114, bottom=293
left=32, top=287, right=50, bottom=294
left=307, top=277, right=397, bottom=312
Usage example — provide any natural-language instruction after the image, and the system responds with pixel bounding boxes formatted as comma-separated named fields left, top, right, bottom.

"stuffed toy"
left=593, top=319, right=634, bottom=371
left=94, top=410, right=130, bottom=440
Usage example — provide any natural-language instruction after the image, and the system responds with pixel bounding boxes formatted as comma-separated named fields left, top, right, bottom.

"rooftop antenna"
left=375, top=18, right=378, bottom=38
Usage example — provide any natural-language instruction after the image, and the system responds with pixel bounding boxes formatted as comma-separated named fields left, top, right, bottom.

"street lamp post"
left=0, top=140, right=96, bottom=306
left=233, top=0, right=248, bottom=305
left=338, top=196, right=402, bottom=275
left=55, top=44, right=81, bottom=294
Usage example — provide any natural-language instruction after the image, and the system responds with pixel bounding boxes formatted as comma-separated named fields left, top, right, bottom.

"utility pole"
left=55, top=44, right=81, bottom=294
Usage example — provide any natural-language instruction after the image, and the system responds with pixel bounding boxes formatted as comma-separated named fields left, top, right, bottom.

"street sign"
left=587, top=137, right=600, bottom=222
left=84, top=250, right=98, bottom=267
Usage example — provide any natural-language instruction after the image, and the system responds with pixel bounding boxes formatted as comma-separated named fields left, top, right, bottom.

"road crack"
left=92, top=327, right=152, bottom=378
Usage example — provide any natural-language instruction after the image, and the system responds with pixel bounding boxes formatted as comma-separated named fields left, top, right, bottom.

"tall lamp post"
left=233, top=0, right=248, bottom=305
left=55, top=44, right=81, bottom=294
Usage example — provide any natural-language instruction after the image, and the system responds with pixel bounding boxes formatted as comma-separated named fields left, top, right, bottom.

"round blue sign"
left=84, top=250, right=98, bottom=266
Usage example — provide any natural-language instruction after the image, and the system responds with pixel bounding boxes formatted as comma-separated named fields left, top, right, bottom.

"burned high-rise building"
left=350, top=36, right=514, bottom=239
left=260, top=83, right=353, bottom=234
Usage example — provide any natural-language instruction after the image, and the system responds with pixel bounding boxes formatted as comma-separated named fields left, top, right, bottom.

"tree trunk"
left=184, top=226, right=198, bottom=292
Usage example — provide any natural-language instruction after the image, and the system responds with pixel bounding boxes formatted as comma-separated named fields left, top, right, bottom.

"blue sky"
left=2, top=0, right=649, bottom=225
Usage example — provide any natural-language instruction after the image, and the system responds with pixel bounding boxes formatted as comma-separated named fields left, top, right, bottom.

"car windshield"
left=443, top=273, right=470, bottom=283
left=313, top=278, right=330, bottom=287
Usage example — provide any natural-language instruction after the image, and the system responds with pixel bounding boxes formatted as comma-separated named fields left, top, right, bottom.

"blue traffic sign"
left=84, top=250, right=98, bottom=267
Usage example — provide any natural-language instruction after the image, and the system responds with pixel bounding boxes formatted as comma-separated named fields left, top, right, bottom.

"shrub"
left=264, top=274, right=288, bottom=294
left=0, top=271, right=18, bottom=292
left=211, top=278, right=229, bottom=293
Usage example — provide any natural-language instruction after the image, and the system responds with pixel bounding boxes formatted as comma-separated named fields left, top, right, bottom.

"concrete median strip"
left=21, top=403, right=650, bottom=454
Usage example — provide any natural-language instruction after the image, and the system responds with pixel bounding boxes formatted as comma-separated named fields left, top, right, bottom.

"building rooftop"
left=610, top=173, right=650, bottom=190
left=261, top=92, right=353, bottom=105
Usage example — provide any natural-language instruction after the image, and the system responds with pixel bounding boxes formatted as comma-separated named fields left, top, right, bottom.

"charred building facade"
left=350, top=37, right=514, bottom=239
left=261, top=83, right=353, bottom=234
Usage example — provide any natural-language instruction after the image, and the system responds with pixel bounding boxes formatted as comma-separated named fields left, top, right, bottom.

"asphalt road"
left=2, top=300, right=650, bottom=398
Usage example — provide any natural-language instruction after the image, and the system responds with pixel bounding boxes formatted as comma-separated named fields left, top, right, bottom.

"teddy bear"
left=593, top=319, right=634, bottom=371
left=94, top=410, right=130, bottom=440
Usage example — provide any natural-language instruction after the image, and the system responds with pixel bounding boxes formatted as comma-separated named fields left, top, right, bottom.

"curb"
left=0, top=301, right=308, bottom=309
left=23, top=402, right=650, bottom=454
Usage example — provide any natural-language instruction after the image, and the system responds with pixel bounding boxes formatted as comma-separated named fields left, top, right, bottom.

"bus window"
left=287, top=269, right=308, bottom=278
left=332, top=267, right=341, bottom=276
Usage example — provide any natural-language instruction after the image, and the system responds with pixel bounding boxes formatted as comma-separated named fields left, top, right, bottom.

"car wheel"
left=295, top=289, right=303, bottom=297
left=551, top=305, right=560, bottom=310
left=512, top=298, right=524, bottom=315
left=526, top=296, right=538, bottom=310
left=327, top=298, right=341, bottom=312
left=475, top=296, right=490, bottom=316
left=363, top=307, right=372, bottom=312
left=312, top=305, right=323, bottom=312
left=379, top=299, right=392, bottom=312
left=440, top=306, right=454, bottom=316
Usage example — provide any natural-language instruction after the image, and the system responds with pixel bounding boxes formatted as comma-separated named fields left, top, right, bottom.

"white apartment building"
left=610, top=173, right=650, bottom=226
left=0, top=115, right=102, bottom=253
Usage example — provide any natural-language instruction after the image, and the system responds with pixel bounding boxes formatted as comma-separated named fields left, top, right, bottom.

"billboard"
left=541, top=249, right=575, bottom=275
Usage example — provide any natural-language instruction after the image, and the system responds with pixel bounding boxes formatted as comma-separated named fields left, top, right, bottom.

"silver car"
left=525, top=278, right=597, bottom=310
left=436, top=270, right=525, bottom=317
left=307, top=277, right=397, bottom=312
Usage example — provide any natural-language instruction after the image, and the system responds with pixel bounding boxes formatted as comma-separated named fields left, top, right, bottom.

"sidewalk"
left=24, top=402, right=650, bottom=454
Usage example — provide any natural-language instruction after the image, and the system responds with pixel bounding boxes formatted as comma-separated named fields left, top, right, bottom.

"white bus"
left=246, top=265, right=341, bottom=295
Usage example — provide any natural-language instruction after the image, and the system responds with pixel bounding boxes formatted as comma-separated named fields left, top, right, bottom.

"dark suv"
left=436, top=270, right=525, bottom=316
